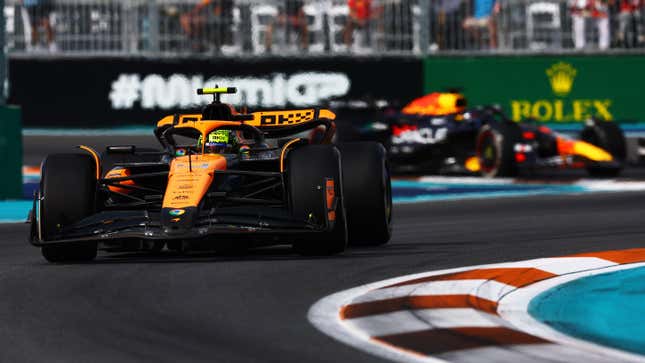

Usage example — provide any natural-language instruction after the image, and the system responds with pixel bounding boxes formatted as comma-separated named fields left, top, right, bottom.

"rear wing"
left=247, top=109, right=336, bottom=127
left=248, top=109, right=336, bottom=140
left=154, top=87, right=337, bottom=148
left=155, top=109, right=336, bottom=149
left=156, top=108, right=335, bottom=129
left=156, top=109, right=336, bottom=142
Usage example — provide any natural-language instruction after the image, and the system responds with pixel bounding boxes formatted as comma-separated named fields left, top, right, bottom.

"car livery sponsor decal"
left=173, top=162, right=211, bottom=170
left=259, top=110, right=315, bottom=126
left=391, top=124, right=448, bottom=145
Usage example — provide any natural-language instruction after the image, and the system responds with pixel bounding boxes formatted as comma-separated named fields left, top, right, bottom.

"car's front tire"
left=337, top=142, right=392, bottom=246
left=40, top=153, right=98, bottom=263
left=287, top=145, right=347, bottom=256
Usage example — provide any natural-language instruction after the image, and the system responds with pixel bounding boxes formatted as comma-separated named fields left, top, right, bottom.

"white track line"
left=345, top=310, right=435, bottom=337
left=352, top=279, right=514, bottom=304
left=345, top=308, right=504, bottom=337
left=529, top=257, right=616, bottom=274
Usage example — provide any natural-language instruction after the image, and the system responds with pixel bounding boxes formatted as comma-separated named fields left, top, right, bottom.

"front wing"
left=29, top=201, right=334, bottom=247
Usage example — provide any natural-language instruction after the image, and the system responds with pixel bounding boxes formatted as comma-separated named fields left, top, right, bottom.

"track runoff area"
left=5, top=132, right=645, bottom=362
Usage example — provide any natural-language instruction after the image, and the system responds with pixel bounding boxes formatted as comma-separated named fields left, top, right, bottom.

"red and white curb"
left=308, top=249, right=645, bottom=363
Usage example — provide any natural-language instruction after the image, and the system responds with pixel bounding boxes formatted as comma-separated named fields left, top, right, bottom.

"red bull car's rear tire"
left=40, top=153, right=98, bottom=263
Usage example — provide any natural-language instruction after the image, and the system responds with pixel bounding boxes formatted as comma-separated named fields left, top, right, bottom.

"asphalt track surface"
left=2, top=134, right=643, bottom=362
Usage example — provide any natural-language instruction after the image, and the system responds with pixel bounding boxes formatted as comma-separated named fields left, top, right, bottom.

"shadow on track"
left=48, top=243, right=440, bottom=265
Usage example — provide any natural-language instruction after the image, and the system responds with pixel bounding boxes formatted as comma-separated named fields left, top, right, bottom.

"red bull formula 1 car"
left=29, top=87, right=392, bottom=263
left=341, top=91, right=626, bottom=177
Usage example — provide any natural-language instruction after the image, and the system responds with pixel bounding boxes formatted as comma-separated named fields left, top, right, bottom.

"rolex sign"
left=424, top=56, right=645, bottom=123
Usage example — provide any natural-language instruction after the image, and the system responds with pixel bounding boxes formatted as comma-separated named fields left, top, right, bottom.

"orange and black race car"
left=29, top=87, right=392, bottom=263
left=340, top=91, right=626, bottom=177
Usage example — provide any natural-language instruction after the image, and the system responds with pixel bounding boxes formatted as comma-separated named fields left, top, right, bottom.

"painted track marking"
left=309, top=249, right=645, bottom=363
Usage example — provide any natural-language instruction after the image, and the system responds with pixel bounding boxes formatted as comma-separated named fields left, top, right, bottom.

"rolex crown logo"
left=546, top=62, right=577, bottom=97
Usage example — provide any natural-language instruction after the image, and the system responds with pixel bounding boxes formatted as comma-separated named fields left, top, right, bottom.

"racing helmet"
left=204, top=129, right=234, bottom=154
left=402, top=92, right=467, bottom=117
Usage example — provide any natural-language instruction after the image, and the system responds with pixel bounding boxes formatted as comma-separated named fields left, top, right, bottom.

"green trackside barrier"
left=423, top=55, right=645, bottom=124
left=0, top=105, right=22, bottom=199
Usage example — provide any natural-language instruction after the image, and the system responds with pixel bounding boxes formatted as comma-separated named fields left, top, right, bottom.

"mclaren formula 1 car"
left=339, top=91, right=626, bottom=178
left=29, top=87, right=392, bottom=262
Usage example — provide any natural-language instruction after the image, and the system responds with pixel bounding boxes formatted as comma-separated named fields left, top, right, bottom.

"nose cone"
left=160, top=207, right=198, bottom=235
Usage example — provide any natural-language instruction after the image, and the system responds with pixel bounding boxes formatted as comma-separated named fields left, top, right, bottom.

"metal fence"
left=4, top=0, right=645, bottom=56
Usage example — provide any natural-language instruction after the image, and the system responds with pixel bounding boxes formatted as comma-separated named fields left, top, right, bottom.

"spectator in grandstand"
left=616, top=0, right=644, bottom=46
left=462, top=0, right=499, bottom=48
left=180, top=0, right=234, bottom=53
left=343, top=0, right=382, bottom=48
left=569, top=0, right=610, bottom=49
left=264, top=0, right=309, bottom=52
left=23, top=0, right=56, bottom=52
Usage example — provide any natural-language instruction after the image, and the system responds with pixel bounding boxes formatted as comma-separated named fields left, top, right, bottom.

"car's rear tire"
left=581, top=119, right=625, bottom=177
left=476, top=122, right=521, bottom=178
left=40, top=153, right=98, bottom=263
left=337, top=142, right=392, bottom=246
left=287, top=145, right=347, bottom=256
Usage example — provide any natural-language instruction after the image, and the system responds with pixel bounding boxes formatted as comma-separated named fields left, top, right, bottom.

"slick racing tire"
left=337, top=142, right=392, bottom=246
left=287, top=145, right=347, bottom=256
left=581, top=120, right=626, bottom=178
left=40, top=153, right=98, bottom=263
left=476, top=122, right=521, bottom=178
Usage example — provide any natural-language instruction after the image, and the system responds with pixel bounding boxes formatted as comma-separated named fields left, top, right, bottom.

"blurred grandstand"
left=4, top=0, right=645, bottom=56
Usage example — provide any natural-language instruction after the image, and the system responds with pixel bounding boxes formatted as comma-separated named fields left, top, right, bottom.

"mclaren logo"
left=546, top=62, right=577, bottom=97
